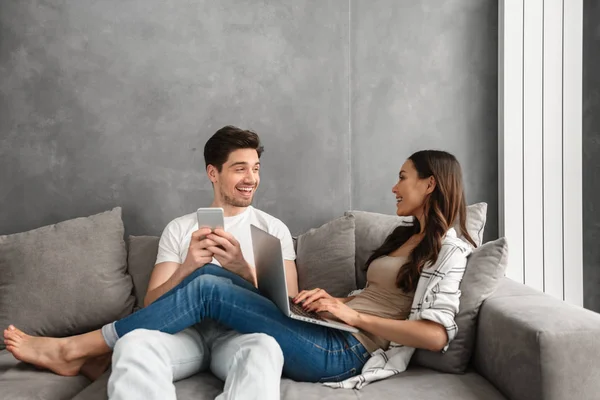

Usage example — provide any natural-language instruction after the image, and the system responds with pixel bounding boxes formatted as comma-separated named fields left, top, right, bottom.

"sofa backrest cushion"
left=295, top=215, right=356, bottom=297
left=346, top=202, right=487, bottom=289
left=411, top=237, right=509, bottom=373
left=127, top=235, right=160, bottom=309
left=0, top=207, right=134, bottom=349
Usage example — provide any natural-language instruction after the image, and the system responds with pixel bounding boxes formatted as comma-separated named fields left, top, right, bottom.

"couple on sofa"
left=3, top=125, right=476, bottom=399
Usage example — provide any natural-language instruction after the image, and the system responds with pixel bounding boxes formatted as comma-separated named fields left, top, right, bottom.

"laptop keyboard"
left=288, top=297, right=324, bottom=320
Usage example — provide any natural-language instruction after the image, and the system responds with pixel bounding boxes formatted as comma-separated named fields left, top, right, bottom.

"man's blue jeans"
left=102, top=264, right=369, bottom=383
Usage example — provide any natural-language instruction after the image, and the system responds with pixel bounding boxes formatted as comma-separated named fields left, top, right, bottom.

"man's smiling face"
left=210, top=148, right=260, bottom=208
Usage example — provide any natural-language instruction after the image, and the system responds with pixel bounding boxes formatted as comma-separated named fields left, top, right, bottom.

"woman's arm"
left=305, top=241, right=469, bottom=353
left=353, top=241, right=470, bottom=352
left=303, top=299, right=448, bottom=352
left=284, top=260, right=299, bottom=297
left=336, top=296, right=355, bottom=304
left=354, top=314, right=447, bottom=352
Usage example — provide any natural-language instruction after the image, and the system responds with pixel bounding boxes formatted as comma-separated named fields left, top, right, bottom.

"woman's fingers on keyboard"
left=293, top=289, right=313, bottom=303
left=302, top=289, right=332, bottom=307
left=294, top=288, right=322, bottom=304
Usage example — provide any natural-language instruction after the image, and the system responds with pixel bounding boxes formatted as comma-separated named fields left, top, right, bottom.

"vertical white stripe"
left=523, top=0, right=545, bottom=292
left=348, top=0, right=352, bottom=210
left=562, top=0, right=583, bottom=306
left=498, top=0, right=525, bottom=283
left=542, top=0, right=564, bottom=300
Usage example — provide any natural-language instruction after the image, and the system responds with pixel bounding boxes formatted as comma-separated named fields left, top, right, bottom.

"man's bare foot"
left=80, top=353, right=112, bottom=381
left=3, top=325, right=86, bottom=376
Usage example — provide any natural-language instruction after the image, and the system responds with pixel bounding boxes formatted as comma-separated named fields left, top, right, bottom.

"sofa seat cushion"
left=0, top=350, right=90, bottom=400
left=71, top=369, right=225, bottom=400
left=71, top=365, right=506, bottom=400
left=277, top=367, right=506, bottom=400
left=0, top=349, right=18, bottom=379
left=346, top=367, right=506, bottom=400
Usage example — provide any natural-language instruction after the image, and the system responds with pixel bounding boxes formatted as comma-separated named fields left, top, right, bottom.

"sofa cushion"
left=346, top=202, right=487, bottom=288
left=295, top=215, right=356, bottom=297
left=278, top=367, right=506, bottom=400
left=411, top=237, right=509, bottom=373
left=0, top=349, right=19, bottom=380
left=0, top=208, right=135, bottom=349
left=454, top=202, right=487, bottom=247
left=70, top=366, right=507, bottom=400
left=127, top=235, right=160, bottom=309
left=71, top=370, right=224, bottom=400
left=0, top=348, right=91, bottom=399
left=337, top=366, right=506, bottom=400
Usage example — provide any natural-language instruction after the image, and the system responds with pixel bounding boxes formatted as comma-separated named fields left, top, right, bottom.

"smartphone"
left=196, top=207, right=225, bottom=231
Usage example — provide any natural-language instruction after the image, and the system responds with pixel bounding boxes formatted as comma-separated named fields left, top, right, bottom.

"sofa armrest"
left=473, top=277, right=600, bottom=400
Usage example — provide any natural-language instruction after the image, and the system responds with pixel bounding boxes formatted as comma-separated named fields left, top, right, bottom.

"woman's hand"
left=293, top=288, right=336, bottom=306
left=294, top=288, right=361, bottom=326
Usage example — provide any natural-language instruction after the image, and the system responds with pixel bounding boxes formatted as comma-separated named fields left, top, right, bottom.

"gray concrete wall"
left=0, top=0, right=498, bottom=240
left=583, top=0, right=600, bottom=312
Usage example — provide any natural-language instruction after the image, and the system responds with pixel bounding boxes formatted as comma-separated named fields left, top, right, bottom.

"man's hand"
left=206, top=229, right=256, bottom=285
left=181, top=228, right=215, bottom=272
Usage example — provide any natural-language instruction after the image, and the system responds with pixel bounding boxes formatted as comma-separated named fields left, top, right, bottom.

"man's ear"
left=206, top=164, right=219, bottom=184
left=426, top=176, right=436, bottom=195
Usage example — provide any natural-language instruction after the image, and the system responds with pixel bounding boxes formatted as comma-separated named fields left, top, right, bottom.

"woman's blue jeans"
left=103, top=264, right=369, bottom=383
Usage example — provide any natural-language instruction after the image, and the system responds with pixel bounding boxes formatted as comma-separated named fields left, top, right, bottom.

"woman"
left=3, top=150, right=475, bottom=384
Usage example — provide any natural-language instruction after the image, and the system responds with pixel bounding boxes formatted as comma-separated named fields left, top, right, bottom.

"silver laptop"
left=250, top=224, right=358, bottom=333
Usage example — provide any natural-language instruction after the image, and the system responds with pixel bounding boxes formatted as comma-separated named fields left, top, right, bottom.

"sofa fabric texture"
left=126, top=235, right=161, bottom=309
left=295, top=215, right=357, bottom=297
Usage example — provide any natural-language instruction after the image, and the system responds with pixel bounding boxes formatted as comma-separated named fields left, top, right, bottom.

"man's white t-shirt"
left=155, top=206, right=296, bottom=267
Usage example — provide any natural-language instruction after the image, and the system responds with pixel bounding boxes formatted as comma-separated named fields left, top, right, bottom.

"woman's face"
left=392, top=159, right=434, bottom=217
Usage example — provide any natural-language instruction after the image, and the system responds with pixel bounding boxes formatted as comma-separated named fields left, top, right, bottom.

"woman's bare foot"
left=3, top=325, right=86, bottom=376
left=80, top=353, right=112, bottom=381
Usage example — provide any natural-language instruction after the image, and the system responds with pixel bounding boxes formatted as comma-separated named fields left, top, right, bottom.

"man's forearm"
left=144, top=265, right=195, bottom=307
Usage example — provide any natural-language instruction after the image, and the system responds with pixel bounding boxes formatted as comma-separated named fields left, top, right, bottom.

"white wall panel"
left=499, top=0, right=582, bottom=304
left=499, top=0, right=525, bottom=283
left=563, top=0, right=584, bottom=306
left=523, top=0, right=545, bottom=292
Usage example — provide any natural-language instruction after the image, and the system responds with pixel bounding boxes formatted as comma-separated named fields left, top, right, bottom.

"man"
left=109, top=126, right=298, bottom=400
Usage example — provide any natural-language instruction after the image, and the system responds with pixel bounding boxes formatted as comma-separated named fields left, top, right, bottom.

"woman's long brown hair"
left=365, top=150, right=476, bottom=293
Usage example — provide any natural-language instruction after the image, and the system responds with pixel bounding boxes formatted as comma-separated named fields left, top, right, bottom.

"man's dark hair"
left=204, top=125, right=264, bottom=171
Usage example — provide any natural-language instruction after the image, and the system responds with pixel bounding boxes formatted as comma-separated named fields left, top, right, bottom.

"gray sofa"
left=1, top=207, right=600, bottom=400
